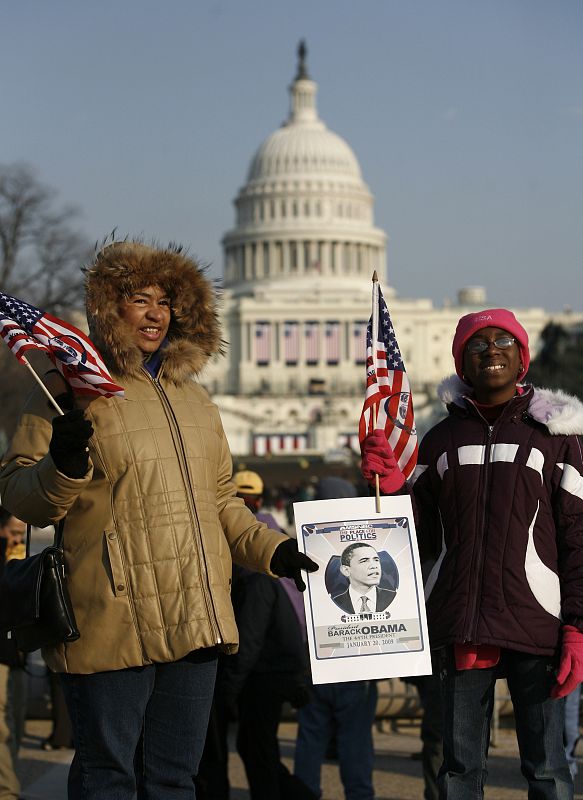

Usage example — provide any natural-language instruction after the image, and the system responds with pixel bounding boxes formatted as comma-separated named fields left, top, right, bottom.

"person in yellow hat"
left=233, top=470, right=283, bottom=531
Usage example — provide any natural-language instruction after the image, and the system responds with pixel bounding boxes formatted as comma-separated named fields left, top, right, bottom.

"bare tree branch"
left=0, top=162, right=91, bottom=312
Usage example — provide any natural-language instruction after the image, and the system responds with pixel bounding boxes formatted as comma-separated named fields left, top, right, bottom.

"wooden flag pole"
left=22, top=357, right=64, bottom=416
left=371, top=271, right=381, bottom=513
left=372, top=403, right=381, bottom=514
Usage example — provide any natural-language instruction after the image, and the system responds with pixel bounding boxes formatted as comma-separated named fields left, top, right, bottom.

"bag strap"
left=25, top=518, right=66, bottom=558
left=54, top=518, right=66, bottom=549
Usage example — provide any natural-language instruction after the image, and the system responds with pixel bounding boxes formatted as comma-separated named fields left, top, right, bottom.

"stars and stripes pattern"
left=325, top=321, right=340, bottom=364
left=358, top=283, right=418, bottom=479
left=305, top=321, right=319, bottom=364
left=254, top=321, right=271, bottom=364
left=353, top=321, right=367, bottom=364
left=0, top=291, right=124, bottom=398
left=284, top=321, right=299, bottom=364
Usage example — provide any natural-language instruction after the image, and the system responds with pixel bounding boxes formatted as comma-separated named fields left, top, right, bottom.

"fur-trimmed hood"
left=84, top=240, right=223, bottom=385
left=437, top=374, right=583, bottom=436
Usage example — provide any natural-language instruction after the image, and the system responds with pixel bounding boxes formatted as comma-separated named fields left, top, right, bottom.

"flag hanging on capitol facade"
left=284, top=321, right=299, bottom=365
left=254, top=321, right=271, bottom=365
left=358, top=282, right=418, bottom=480
left=0, top=291, right=124, bottom=398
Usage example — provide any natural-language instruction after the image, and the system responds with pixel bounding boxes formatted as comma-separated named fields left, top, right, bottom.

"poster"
left=294, top=494, right=431, bottom=684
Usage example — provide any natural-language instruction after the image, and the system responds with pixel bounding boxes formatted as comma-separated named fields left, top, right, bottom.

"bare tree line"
left=0, top=162, right=93, bottom=446
left=0, top=161, right=92, bottom=313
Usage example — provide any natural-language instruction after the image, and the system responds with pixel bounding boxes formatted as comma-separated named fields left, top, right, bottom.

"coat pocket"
left=103, top=531, right=128, bottom=597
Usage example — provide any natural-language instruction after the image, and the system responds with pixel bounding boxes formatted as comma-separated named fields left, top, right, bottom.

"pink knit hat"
left=452, top=308, right=530, bottom=382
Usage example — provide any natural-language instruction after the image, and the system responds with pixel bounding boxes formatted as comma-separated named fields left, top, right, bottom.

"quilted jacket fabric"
left=413, top=376, right=583, bottom=656
left=0, top=242, right=287, bottom=674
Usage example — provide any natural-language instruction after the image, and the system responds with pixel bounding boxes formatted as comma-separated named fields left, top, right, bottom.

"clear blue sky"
left=2, top=0, right=582, bottom=311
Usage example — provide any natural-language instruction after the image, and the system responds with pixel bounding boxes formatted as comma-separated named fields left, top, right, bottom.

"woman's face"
left=119, top=285, right=171, bottom=354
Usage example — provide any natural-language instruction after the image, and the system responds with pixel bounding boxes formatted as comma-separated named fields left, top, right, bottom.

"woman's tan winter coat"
left=0, top=242, right=287, bottom=674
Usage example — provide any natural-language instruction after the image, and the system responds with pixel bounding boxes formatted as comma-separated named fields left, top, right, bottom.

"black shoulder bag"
left=0, top=519, right=80, bottom=652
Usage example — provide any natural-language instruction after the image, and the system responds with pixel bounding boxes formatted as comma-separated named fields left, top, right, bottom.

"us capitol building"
left=202, top=43, right=579, bottom=459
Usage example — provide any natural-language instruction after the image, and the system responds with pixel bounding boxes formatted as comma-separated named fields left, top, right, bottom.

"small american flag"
left=0, top=291, right=124, bottom=398
left=358, top=283, right=417, bottom=479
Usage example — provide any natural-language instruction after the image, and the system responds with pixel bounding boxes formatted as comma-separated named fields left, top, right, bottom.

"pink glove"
left=551, top=625, right=583, bottom=699
left=361, top=430, right=405, bottom=494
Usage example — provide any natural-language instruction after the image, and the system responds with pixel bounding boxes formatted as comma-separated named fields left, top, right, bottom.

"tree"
left=0, top=162, right=93, bottom=445
left=0, top=162, right=92, bottom=313
left=527, top=322, right=583, bottom=400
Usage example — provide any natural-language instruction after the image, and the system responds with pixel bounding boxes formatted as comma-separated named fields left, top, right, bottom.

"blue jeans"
left=294, top=680, right=377, bottom=800
left=436, top=647, right=573, bottom=799
left=564, top=684, right=581, bottom=778
left=61, top=648, right=218, bottom=800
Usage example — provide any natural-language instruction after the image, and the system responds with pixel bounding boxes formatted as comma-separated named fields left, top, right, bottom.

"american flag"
left=255, top=321, right=271, bottom=365
left=325, top=321, right=340, bottom=364
left=353, top=321, right=367, bottom=364
left=358, top=283, right=418, bottom=479
left=0, top=291, right=124, bottom=398
left=284, top=322, right=299, bottom=364
left=305, top=321, right=319, bottom=364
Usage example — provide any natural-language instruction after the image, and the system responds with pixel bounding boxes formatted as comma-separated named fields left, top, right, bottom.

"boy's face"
left=462, top=326, right=521, bottom=401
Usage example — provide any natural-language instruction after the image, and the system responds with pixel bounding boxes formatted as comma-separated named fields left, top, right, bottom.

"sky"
left=2, top=0, right=582, bottom=312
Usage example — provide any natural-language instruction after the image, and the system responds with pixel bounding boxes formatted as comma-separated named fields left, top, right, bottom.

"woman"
left=0, top=240, right=315, bottom=799
left=361, top=308, right=583, bottom=799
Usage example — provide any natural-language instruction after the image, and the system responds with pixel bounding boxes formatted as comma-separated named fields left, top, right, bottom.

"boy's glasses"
left=466, top=336, right=516, bottom=355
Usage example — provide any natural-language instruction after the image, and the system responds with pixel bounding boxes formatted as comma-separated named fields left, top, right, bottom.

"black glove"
left=270, top=538, right=318, bottom=592
left=49, top=409, right=94, bottom=479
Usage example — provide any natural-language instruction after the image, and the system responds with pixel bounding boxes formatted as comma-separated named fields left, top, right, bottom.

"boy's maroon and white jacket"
left=413, top=376, right=583, bottom=657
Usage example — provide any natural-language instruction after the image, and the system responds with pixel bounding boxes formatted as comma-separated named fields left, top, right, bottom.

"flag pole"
left=371, top=271, right=381, bottom=514
left=372, top=404, right=381, bottom=514
left=22, top=357, right=64, bottom=416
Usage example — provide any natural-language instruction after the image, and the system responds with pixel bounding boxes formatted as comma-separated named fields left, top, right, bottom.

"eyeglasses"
left=465, top=336, right=516, bottom=355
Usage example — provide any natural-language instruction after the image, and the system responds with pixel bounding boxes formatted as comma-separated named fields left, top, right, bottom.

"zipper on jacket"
left=461, top=394, right=525, bottom=642
left=463, top=419, right=494, bottom=642
left=145, top=368, right=223, bottom=646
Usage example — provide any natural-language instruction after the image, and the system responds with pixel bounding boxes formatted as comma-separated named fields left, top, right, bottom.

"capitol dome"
left=205, top=42, right=564, bottom=462
left=246, top=73, right=363, bottom=184
left=222, top=42, right=387, bottom=289
left=247, top=123, right=362, bottom=184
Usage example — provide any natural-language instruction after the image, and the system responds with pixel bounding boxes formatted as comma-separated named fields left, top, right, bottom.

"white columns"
left=244, top=244, right=252, bottom=280
left=282, top=241, right=291, bottom=274
left=255, top=241, right=264, bottom=278
left=297, top=240, right=305, bottom=273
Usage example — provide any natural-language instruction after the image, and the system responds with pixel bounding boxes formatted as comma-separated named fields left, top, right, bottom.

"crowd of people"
left=0, top=238, right=582, bottom=800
